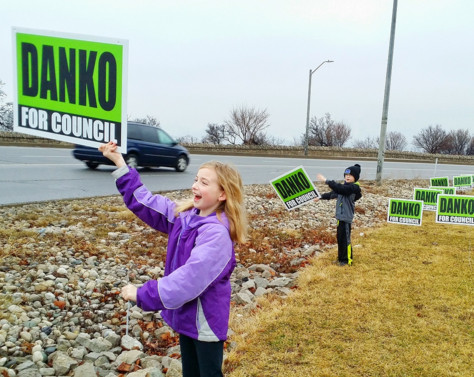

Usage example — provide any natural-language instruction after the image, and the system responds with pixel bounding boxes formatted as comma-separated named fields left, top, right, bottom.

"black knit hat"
left=344, top=164, right=361, bottom=182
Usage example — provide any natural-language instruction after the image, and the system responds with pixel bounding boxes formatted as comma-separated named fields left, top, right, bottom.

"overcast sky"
left=2, top=0, right=473, bottom=148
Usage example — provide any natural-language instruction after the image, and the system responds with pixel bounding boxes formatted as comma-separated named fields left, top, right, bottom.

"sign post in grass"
left=13, top=28, right=128, bottom=152
left=270, top=166, right=320, bottom=210
left=387, top=198, right=423, bottom=226
left=436, top=194, right=474, bottom=226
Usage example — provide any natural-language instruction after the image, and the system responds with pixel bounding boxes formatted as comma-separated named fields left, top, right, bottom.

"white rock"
left=20, top=331, right=32, bottom=342
left=120, top=335, right=143, bottom=351
left=268, top=277, right=292, bottom=287
left=234, top=291, right=253, bottom=305
left=32, top=350, right=45, bottom=362
left=242, top=279, right=255, bottom=290
left=166, top=358, right=183, bottom=377
left=115, top=349, right=146, bottom=365
left=128, top=368, right=165, bottom=377
left=7, top=305, right=24, bottom=314
left=44, top=292, right=55, bottom=301
left=73, top=361, right=96, bottom=377
left=39, top=367, right=55, bottom=376
left=254, top=287, right=267, bottom=297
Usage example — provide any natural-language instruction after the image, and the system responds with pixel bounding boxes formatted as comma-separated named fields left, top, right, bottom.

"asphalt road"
left=0, top=146, right=472, bottom=206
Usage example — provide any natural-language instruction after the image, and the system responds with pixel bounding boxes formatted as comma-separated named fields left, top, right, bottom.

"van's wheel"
left=175, top=155, right=188, bottom=172
left=125, top=154, right=138, bottom=169
left=85, top=161, right=99, bottom=170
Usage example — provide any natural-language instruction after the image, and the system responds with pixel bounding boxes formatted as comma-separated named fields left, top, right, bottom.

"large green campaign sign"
left=413, top=188, right=443, bottom=211
left=13, top=28, right=128, bottom=152
left=387, top=198, right=423, bottom=226
left=452, top=175, right=473, bottom=190
left=436, top=194, right=474, bottom=226
left=270, top=166, right=320, bottom=210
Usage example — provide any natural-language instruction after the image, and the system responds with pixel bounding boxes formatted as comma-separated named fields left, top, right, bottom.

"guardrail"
left=1, top=131, right=472, bottom=165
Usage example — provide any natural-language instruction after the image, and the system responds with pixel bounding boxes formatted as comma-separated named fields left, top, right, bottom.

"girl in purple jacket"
left=99, top=141, right=248, bottom=377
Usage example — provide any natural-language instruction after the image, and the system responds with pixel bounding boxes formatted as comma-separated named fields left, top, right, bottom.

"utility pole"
left=376, top=0, right=398, bottom=184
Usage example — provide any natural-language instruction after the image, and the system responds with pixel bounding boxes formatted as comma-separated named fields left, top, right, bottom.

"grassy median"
left=224, top=211, right=473, bottom=377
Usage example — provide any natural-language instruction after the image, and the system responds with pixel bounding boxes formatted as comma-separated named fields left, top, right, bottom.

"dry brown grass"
left=224, top=212, right=473, bottom=377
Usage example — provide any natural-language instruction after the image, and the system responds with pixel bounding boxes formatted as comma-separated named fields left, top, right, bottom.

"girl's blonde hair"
left=175, top=161, right=248, bottom=244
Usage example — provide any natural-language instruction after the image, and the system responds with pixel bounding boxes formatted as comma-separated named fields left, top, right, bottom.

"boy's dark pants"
left=337, top=220, right=353, bottom=265
left=179, top=334, right=224, bottom=377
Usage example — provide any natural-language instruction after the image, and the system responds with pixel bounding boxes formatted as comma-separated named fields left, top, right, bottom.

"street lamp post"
left=304, top=60, right=334, bottom=156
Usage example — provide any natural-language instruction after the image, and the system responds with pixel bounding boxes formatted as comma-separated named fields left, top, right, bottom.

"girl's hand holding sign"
left=98, top=141, right=126, bottom=168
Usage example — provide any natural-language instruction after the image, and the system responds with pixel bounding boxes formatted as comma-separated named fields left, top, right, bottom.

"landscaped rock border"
left=0, top=179, right=449, bottom=376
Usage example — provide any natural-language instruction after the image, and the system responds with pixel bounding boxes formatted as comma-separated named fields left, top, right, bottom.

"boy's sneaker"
left=338, top=262, right=348, bottom=266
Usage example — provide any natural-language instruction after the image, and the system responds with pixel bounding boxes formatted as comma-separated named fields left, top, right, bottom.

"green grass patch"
left=225, top=212, right=473, bottom=377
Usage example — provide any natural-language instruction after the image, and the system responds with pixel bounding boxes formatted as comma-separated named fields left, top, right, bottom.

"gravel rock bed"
left=0, top=180, right=426, bottom=376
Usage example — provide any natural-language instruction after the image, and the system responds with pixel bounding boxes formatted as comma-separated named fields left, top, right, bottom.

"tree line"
left=197, top=107, right=473, bottom=155
left=1, top=80, right=472, bottom=155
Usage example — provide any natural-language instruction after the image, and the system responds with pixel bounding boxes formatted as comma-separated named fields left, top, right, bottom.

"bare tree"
left=385, top=131, right=407, bottom=151
left=467, top=137, right=474, bottom=156
left=0, top=80, right=13, bottom=131
left=307, top=115, right=328, bottom=146
left=332, top=122, right=351, bottom=147
left=262, top=135, right=286, bottom=146
left=413, top=125, right=447, bottom=154
left=176, top=135, right=200, bottom=143
left=307, top=113, right=351, bottom=147
left=202, top=123, right=226, bottom=145
left=353, top=132, right=406, bottom=150
left=353, top=136, right=378, bottom=149
left=224, top=106, right=270, bottom=145
left=440, top=129, right=471, bottom=155
left=130, top=115, right=160, bottom=127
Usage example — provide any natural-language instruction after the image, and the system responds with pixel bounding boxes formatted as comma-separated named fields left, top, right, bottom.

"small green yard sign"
left=413, top=188, right=443, bottom=211
left=270, top=166, right=320, bottom=210
left=453, top=175, right=473, bottom=190
left=430, top=177, right=449, bottom=187
left=387, top=198, right=423, bottom=226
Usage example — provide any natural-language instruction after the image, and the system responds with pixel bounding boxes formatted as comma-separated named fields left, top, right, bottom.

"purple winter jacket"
left=113, top=167, right=236, bottom=341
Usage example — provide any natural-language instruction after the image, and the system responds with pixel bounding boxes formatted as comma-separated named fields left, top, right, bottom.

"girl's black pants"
left=179, top=333, right=224, bottom=377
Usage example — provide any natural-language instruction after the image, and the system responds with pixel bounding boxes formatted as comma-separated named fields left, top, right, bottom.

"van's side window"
left=141, top=126, right=159, bottom=143
left=128, top=125, right=142, bottom=140
left=157, top=129, right=175, bottom=145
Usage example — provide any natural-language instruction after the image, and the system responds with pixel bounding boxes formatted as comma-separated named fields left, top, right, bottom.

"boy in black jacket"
left=315, top=164, right=362, bottom=266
